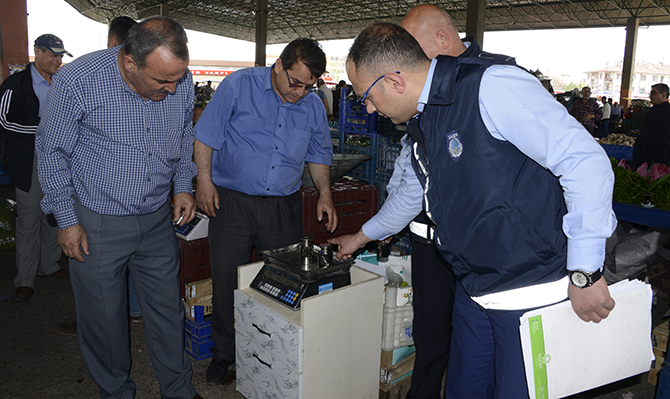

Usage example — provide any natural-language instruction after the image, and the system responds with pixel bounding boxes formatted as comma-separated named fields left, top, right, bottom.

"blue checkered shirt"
left=37, top=47, right=197, bottom=228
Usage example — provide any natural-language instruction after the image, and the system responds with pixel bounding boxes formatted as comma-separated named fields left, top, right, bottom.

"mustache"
left=154, top=88, right=169, bottom=95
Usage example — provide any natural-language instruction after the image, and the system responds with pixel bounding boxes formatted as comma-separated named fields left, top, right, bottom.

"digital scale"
left=250, top=238, right=354, bottom=310
left=174, top=211, right=209, bottom=241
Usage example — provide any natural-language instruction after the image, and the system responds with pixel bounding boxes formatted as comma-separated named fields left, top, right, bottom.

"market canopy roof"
left=64, top=0, right=670, bottom=44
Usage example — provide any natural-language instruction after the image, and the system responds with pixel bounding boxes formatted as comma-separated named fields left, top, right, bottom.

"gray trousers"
left=13, top=154, right=61, bottom=288
left=70, top=200, right=195, bottom=399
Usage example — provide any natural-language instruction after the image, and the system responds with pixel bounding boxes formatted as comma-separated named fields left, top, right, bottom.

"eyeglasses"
left=650, top=91, right=661, bottom=95
left=360, top=71, right=401, bottom=105
left=284, top=68, right=316, bottom=91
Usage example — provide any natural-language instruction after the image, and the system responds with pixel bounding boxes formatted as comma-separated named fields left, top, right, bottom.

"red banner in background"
left=190, top=70, right=234, bottom=76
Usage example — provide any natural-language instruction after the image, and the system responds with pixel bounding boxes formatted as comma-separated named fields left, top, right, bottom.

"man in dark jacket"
left=632, top=83, right=670, bottom=169
left=0, top=34, right=71, bottom=302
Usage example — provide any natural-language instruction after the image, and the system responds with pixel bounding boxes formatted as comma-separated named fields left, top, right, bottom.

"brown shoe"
left=56, top=319, right=78, bottom=336
left=11, top=286, right=34, bottom=302
left=192, top=395, right=203, bottom=399
left=49, top=269, right=70, bottom=279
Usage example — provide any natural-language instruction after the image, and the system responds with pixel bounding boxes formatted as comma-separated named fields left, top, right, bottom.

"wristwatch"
left=568, top=269, right=602, bottom=289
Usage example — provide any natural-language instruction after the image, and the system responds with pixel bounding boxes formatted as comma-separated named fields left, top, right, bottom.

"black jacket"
left=632, top=101, right=670, bottom=169
left=0, top=64, right=40, bottom=192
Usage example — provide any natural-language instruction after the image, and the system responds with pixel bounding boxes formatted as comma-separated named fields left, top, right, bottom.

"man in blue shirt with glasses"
left=194, top=37, right=337, bottom=385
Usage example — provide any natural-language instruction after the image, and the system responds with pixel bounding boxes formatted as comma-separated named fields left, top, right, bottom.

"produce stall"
left=612, top=202, right=670, bottom=230
left=611, top=158, right=670, bottom=229
left=601, top=144, right=633, bottom=162
left=600, top=133, right=636, bottom=161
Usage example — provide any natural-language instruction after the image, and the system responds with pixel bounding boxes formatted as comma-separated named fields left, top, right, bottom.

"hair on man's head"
left=279, top=38, right=327, bottom=80
left=124, top=17, right=189, bottom=69
left=347, top=22, right=430, bottom=81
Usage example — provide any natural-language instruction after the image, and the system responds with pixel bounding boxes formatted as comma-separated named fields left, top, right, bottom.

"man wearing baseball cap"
left=34, top=34, right=73, bottom=57
left=0, top=33, right=71, bottom=302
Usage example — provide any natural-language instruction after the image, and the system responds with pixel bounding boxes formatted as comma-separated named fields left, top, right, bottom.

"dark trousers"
left=598, top=118, right=610, bottom=138
left=208, top=187, right=302, bottom=361
left=71, top=200, right=194, bottom=399
left=407, top=234, right=457, bottom=399
left=445, top=285, right=529, bottom=399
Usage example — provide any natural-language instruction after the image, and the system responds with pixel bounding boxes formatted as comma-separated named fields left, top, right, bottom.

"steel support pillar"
left=620, top=17, right=638, bottom=110
left=255, top=0, right=268, bottom=67
left=466, top=0, right=486, bottom=48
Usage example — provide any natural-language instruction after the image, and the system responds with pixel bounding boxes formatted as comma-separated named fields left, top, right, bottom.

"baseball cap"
left=34, top=34, right=72, bottom=57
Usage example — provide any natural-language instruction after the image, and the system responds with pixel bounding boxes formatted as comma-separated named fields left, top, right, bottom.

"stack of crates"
left=301, top=179, right=378, bottom=244
left=338, top=93, right=380, bottom=183
left=338, top=132, right=380, bottom=183
left=183, top=278, right=213, bottom=321
left=184, top=305, right=214, bottom=360
left=339, top=92, right=378, bottom=135
left=337, top=97, right=403, bottom=193
left=337, top=94, right=410, bottom=254
left=376, top=134, right=403, bottom=207
left=178, top=237, right=212, bottom=298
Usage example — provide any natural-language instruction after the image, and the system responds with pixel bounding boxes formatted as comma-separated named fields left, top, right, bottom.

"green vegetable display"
left=611, top=158, right=670, bottom=210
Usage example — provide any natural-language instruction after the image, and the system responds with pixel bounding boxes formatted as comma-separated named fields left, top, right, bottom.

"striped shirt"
left=38, top=47, right=197, bottom=228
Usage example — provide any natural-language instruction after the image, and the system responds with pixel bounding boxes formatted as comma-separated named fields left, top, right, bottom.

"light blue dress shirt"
left=31, top=63, right=51, bottom=153
left=195, top=66, right=332, bottom=197
left=30, top=63, right=49, bottom=118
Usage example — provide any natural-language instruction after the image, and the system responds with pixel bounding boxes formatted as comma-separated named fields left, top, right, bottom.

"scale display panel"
left=249, top=239, right=353, bottom=310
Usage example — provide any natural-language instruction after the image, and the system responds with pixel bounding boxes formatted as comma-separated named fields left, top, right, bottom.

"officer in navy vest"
left=345, top=22, right=617, bottom=398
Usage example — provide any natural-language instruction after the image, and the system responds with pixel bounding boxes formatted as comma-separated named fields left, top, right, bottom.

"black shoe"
left=56, top=319, right=78, bottom=336
left=11, top=286, right=34, bottom=302
left=206, top=358, right=232, bottom=386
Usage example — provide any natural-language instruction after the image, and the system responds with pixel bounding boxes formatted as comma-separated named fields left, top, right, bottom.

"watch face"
left=571, top=272, right=588, bottom=287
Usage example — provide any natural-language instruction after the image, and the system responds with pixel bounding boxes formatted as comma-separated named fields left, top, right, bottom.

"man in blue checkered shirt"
left=37, top=17, right=202, bottom=399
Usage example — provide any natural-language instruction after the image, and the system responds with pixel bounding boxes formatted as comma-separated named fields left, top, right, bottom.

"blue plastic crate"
left=185, top=316, right=211, bottom=338
left=338, top=132, right=380, bottom=183
left=339, top=142, right=377, bottom=183
left=657, top=365, right=670, bottom=398
left=378, top=135, right=402, bottom=171
left=376, top=135, right=403, bottom=206
left=190, top=304, right=207, bottom=323
left=185, top=329, right=214, bottom=360
left=339, top=99, right=378, bottom=134
left=184, top=305, right=213, bottom=360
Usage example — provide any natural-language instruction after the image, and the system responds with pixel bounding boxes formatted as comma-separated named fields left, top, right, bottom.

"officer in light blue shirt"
left=340, top=22, right=617, bottom=399
left=193, top=37, right=338, bottom=385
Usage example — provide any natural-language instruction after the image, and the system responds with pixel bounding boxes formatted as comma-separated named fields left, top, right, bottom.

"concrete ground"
left=0, top=181, right=666, bottom=399
left=0, top=183, right=243, bottom=399
left=0, top=251, right=246, bottom=399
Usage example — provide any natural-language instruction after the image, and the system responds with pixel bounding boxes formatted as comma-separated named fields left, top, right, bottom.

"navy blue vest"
left=408, top=55, right=568, bottom=297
